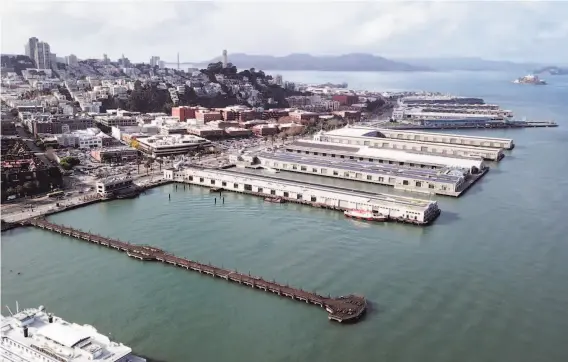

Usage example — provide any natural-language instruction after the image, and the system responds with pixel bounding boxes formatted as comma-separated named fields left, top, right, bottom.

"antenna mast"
left=5, top=305, right=14, bottom=316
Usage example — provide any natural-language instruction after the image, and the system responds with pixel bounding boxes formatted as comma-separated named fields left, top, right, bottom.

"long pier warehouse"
left=256, top=151, right=480, bottom=197
left=285, top=141, right=486, bottom=174
left=163, top=167, right=441, bottom=225
left=314, top=128, right=504, bottom=161
left=370, top=128, right=514, bottom=150
left=26, top=218, right=367, bottom=323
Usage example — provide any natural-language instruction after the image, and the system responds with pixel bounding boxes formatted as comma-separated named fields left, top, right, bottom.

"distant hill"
left=533, top=66, right=568, bottom=75
left=393, top=57, right=544, bottom=72
left=198, top=53, right=430, bottom=72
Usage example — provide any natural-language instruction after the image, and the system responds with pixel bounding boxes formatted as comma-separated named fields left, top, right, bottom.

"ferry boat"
left=512, top=74, right=547, bottom=85
left=344, top=209, right=387, bottom=222
left=1, top=304, right=146, bottom=361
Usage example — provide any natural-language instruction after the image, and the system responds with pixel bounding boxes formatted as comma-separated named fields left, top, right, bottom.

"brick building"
left=333, top=110, right=362, bottom=122
left=195, top=110, right=222, bottom=123
left=332, top=95, right=359, bottom=106
left=172, top=106, right=197, bottom=122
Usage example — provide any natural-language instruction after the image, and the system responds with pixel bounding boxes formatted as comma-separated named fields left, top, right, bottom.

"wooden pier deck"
left=25, top=218, right=367, bottom=324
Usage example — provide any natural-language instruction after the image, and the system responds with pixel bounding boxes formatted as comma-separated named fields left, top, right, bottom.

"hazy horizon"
left=2, top=1, right=568, bottom=64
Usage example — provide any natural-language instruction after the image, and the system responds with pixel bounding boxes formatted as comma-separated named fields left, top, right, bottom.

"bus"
left=47, top=190, right=64, bottom=198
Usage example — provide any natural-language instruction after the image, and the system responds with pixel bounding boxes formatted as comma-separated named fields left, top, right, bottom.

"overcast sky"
left=2, top=0, right=567, bottom=64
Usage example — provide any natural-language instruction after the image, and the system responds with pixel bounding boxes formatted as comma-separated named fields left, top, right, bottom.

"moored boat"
left=264, top=197, right=285, bottom=203
left=344, top=209, right=387, bottom=222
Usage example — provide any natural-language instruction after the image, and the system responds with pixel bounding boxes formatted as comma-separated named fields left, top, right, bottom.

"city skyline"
left=2, top=1, right=568, bottom=64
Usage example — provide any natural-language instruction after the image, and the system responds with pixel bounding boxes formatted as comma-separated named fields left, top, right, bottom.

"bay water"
left=2, top=70, right=568, bottom=362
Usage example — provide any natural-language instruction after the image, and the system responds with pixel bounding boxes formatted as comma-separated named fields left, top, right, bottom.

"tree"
left=15, top=185, right=24, bottom=196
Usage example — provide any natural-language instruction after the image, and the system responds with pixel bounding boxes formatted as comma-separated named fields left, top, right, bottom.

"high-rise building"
left=103, top=53, right=109, bottom=64
left=66, top=54, right=78, bottom=66
left=275, top=74, right=283, bottom=86
left=222, top=49, right=228, bottom=68
left=50, top=53, right=57, bottom=69
left=35, top=41, right=51, bottom=69
left=150, top=56, right=160, bottom=67
left=26, top=37, right=39, bottom=65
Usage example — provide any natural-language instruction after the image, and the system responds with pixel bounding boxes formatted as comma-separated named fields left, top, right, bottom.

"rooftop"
left=322, top=126, right=377, bottom=137
left=287, top=141, right=484, bottom=170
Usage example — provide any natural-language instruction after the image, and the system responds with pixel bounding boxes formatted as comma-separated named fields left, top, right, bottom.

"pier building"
left=95, top=176, right=134, bottom=197
left=314, top=128, right=503, bottom=161
left=285, top=141, right=485, bottom=174
left=256, top=152, right=468, bottom=197
left=164, top=167, right=441, bottom=224
left=371, top=128, right=514, bottom=150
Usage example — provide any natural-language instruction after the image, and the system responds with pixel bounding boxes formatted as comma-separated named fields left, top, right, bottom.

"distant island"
left=533, top=66, right=568, bottom=75
left=198, top=53, right=430, bottom=72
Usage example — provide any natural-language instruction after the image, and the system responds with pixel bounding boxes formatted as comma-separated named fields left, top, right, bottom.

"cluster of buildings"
left=391, top=95, right=516, bottom=127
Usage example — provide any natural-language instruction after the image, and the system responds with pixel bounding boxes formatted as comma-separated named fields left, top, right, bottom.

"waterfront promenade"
left=25, top=218, right=367, bottom=323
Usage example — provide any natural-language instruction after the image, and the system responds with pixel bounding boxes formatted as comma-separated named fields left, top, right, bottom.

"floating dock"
left=370, top=128, right=515, bottom=150
left=314, top=128, right=504, bottom=161
left=285, top=141, right=485, bottom=173
left=164, top=167, right=441, bottom=225
left=25, top=218, right=367, bottom=324
left=257, top=151, right=474, bottom=197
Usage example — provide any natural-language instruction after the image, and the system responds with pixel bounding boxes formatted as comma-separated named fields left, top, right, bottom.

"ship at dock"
left=513, top=74, right=547, bottom=85
left=1, top=304, right=146, bottom=361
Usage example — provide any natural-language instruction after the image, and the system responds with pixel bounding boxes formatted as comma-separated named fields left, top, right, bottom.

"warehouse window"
left=344, top=172, right=350, bottom=177
left=429, top=184, right=434, bottom=189
left=211, top=180, right=215, bottom=185
left=416, top=181, right=422, bottom=187
left=199, top=178, right=204, bottom=182
left=297, top=193, right=302, bottom=199
left=300, top=166, right=307, bottom=171
left=378, top=177, right=384, bottom=182
left=312, top=168, right=317, bottom=173
left=367, top=175, right=372, bottom=180
left=258, top=187, right=263, bottom=193
left=333, top=171, right=339, bottom=176
left=188, top=176, right=193, bottom=181
left=311, top=196, right=317, bottom=202
left=355, top=173, right=362, bottom=179
left=283, top=192, right=289, bottom=197
left=222, top=181, right=227, bottom=186
left=244, top=184, right=252, bottom=191
left=403, top=180, right=409, bottom=185
left=271, top=190, right=276, bottom=195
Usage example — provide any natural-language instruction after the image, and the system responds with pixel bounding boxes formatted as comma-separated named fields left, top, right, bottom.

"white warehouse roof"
left=355, top=146, right=484, bottom=170
left=322, top=127, right=377, bottom=137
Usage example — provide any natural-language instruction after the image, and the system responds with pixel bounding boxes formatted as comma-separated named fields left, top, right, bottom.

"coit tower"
left=222, top=49, right=228, bottom=68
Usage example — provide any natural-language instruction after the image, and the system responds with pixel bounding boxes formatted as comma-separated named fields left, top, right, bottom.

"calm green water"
left=2, top=71, right=568, bottom=362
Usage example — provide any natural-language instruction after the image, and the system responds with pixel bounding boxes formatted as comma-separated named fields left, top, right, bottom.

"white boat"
left=344, top=209, right=387, bottom=222
left=1, top=304, right=146, bottom=362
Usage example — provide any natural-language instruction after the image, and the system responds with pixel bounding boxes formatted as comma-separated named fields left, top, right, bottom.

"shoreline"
left=1, top=179, right=172, bottom=232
